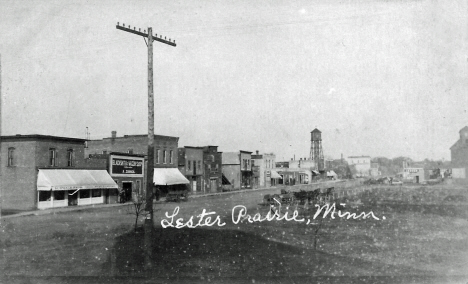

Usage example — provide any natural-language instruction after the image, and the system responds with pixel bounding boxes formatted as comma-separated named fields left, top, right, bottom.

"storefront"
left=153, top=168, right=190, bottom=196
left=36, top=169, right=118, bottom=209
left=109, top=154, right=145, bottom=203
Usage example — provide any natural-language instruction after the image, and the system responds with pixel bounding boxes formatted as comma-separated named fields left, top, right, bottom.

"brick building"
left=178, top=146, right=204, bottom=192
left=0, top=134, right=117, bottom=211
left=202, top=146, right=222, bottom=193
left=86, top=131, right=187, bottom=196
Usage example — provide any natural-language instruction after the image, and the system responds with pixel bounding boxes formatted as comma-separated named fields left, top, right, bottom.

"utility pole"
left=0, top=54, right=2, bottom=220
left=116, top=22, right=176, bottom=269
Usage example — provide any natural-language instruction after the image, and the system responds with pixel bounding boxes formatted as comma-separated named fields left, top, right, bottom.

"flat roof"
left=1, top=134, right=86, bottom=143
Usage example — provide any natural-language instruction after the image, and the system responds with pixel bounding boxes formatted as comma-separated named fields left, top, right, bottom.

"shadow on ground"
left=102, top=226, right=431, bottom=281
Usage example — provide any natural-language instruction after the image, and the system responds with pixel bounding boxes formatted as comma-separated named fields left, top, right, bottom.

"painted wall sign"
left=110, top=155, right=145, bottom=177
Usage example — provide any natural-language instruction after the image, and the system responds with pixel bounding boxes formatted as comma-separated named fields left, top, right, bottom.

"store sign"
left=110, top=155, right=144, bottom=176
left=404, top=168, right=421, bottom=174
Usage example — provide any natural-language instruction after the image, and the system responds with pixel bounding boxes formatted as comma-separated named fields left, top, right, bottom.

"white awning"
left=153, top=168, right=190, bottom=185
left=312, top=170, right=320, bottom=175
left=37, top=169, right=118, bottom=191
left=271, top=170, right=282, bottom=179
left=327, top=170, right=337, bottom=177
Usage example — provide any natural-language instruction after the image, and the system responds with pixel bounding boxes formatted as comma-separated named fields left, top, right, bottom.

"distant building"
left=402, top=168, right=426, bottom=183
left=202, top=146, right=223, bottom=193
left=347, top=155, right=371, bottom=177
left=222, top=151, right=253, bottom=189
left=370, top=162, right=380, bottom=177
left=178, top=146, right=204, bottom=193
left=450, top=126, right=468, bottom=179
left=1, top=134, right=117, bottom=210
left=251, top=151, right=280, bottom=187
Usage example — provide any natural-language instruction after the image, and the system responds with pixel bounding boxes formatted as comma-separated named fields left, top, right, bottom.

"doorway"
left=122, top=182, right=133, bottom=202
left=68, top=190, right=78, bottom=206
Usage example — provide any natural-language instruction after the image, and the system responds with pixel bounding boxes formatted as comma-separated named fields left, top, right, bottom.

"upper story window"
left=49, top=148, right=57, bottom=167
left=198, top=160, right=201, bottom=170
left=102, top=150, right=107, bottom=155
left=156, top=149, right=160, bottom=164
left=67, top=149, right=74, bottom=167
left=7, top=147, right=15, bottom=166
left=170, top=150, right=173, bottom=164
left=128, top=148, right=133, bottom=154
left=187, top=160, right=191, bottom=171
left=163, top=150, right=167, bottom=164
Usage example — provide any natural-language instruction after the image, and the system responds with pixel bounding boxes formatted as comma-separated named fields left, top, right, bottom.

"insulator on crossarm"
left=117, top=22, right=119, bottom=26
left=139, top=28, right=141, bottom=32
left=165, top=36, right=166, bottom=40
left=123, top=23, right=125, bottom=27
left=144, top=30, right=146, bottom=33
left=174, top=40, right=176, bottom=43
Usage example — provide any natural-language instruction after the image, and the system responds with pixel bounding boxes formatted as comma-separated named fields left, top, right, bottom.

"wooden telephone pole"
left=116, top=23, right=176, bottom=268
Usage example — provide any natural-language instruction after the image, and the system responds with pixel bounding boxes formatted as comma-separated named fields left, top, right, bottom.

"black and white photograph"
left=1, top=1, right=467, bottom=283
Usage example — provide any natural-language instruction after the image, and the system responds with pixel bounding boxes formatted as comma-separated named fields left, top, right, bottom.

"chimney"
left=111, top=131, right=117, bottom=138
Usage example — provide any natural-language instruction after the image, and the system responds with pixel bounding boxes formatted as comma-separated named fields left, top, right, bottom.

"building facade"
left=202, top=146, right=222, bottom=193
left=251, top=151, right=278, bottom=187
left=1, top=135, right=116, bottom=210
left=347, top=155, right=371, bottom=177
left=85, top=152, right=145, bottom=203
left=450, top=126, right=468, bottom=179
left=178, top=146, right=204, bottom=192
left=86, top=131, right=187, bottom=196
left=222, top=151, right=253, bottom=190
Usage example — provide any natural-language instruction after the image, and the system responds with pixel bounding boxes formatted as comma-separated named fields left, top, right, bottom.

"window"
left=102, top=150, right=107, bottom=155
left=92, top=189, right=102, bottom=197
left=80, top=189, right=90, bottom=199
left=49, top=148, right=57, bottom=167
left=39, top=191, right=51, bottom=202
left=54, top=191, right=65, bottom=200
left=7, top=147, right=14, bottom=166
left=187, top=160, right=191, bottom=171
left=163, top=150, right=167, bottom=164
left=67, top=149, right=74, bottom=167
left=198, top=160, right=201, bottom=170
left=156, top=149, right=160, bottom=164
left=128, top=148, right=133, bottom=154
left=170, top=150, right=173, bottom=164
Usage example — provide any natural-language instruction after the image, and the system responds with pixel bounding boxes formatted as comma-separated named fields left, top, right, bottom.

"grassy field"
left=1, top=183, right=468, bottom=283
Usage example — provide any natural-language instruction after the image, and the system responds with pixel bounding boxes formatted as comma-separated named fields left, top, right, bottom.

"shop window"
left=7, top=147, right=14, bottom=166
left=39, top=191, right=51, bottom=202
left=54, top=191, right=65, bottom=200
left=67, top=149, right=74, bottom=167
left=170, top=150, right=173, bottom=164
left=49, top=148, right=57, bottom=167
left=92, top=189, right=102, bottom=197
left=163, top=150, right=167, bottom=164
left=80, top=189, right=90, bottom=198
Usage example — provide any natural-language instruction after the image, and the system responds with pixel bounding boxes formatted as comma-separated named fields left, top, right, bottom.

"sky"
left=0, top=0, right=467, bottom=161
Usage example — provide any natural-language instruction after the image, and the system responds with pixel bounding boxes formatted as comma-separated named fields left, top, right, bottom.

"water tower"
left=310, top=128, right=324, bottom=171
